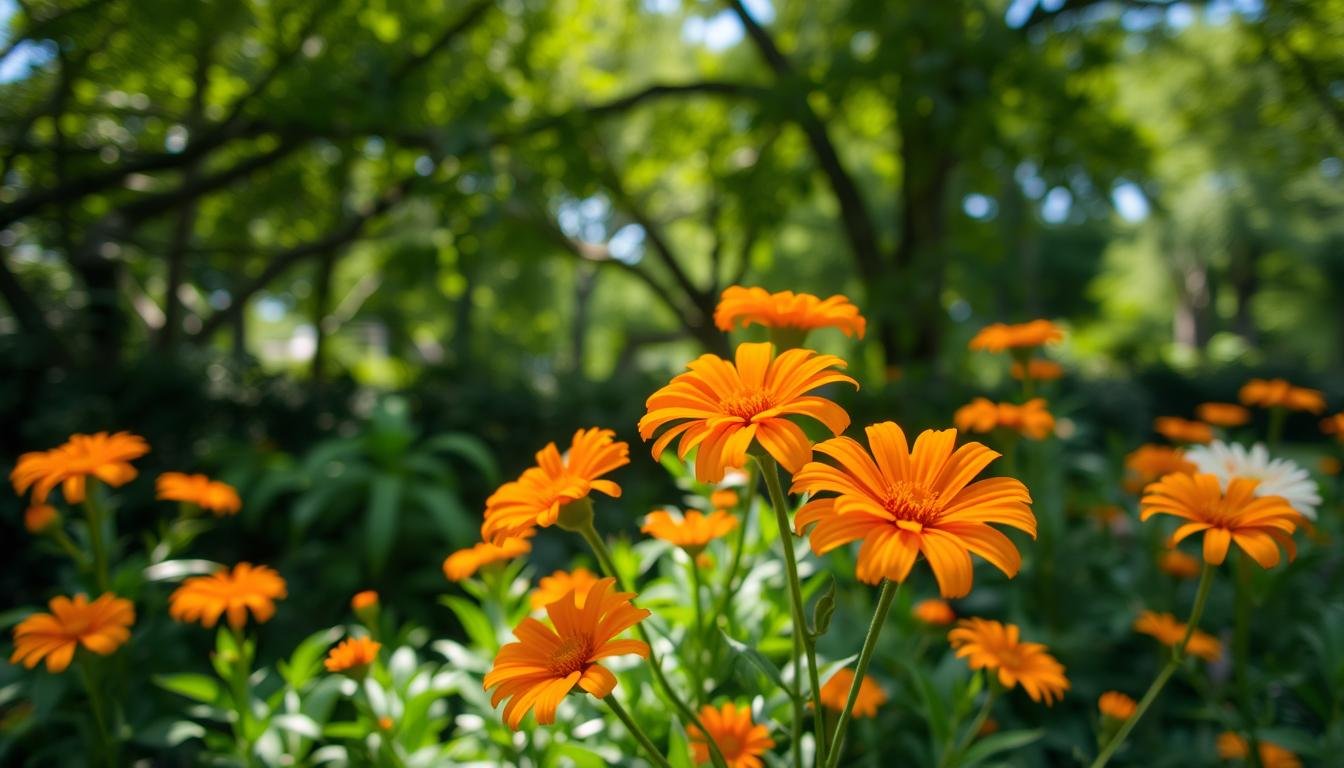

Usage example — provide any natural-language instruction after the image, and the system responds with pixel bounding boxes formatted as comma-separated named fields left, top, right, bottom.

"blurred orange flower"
left=1239, top=378, right=1325, bottom=413
left=687, top=701, right=775, bottom=768
left=1154, top=417, right=1213, bottom=445
left=11, top=431, right=149, bottom=504
left=1158, top=549, right=1201, bottom=579
left=794, top=422, right=1035, bottom=598
left=1133, top=610, right=1222, bottom=662
left=968, top=319, right=1063, bottom=352
left=1216, top=732, right=1301, bottom=768
left=642, top=509, right=737, bottom=554
left=1321, top=412, right=1344, bottom=440
left=1141, top=474, right=1300, bottom=568
left=351, top=590, right=379, bottom=611
left=24, top=504, right=59, bottom=534
left=324, top=636, right=380, bottom=673
left=1098, top=691, right=1137, bottom=720
left=443, top=537, right=532, bottom=581
left=948, top=618, right=1069, bottom=704
left=481, top=428, right=628, bottom=542
left=1125, top=445, right=1196, bottom=488
left=818, top=668, right=887, bottom=718
left=714, top=285, right=866, bottom=339
left=10, top=593, right=134, bottom=673
left=484, top=578, right=649, bottom=729
left=530, top=567, right=601, bottom=610
left=640, top=342, right=857, bottom=483
left=954, top=398, right=1055, bottom=439
left=913, top=598, right=957, bottom=626
left=156, top=472, right=242, bottom=516
left=1320, top=457, right=1342, bottom=476
left=710, top=488, right=739, bottom=510
left=1010, top=358, right=1064, bottom=381
left=169, top=563, right=287, bottom=631
left=1197, top=403, right=1250, bottom=427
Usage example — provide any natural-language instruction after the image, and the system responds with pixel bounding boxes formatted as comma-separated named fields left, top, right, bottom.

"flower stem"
left=78, top=657, right=116, bottom=768
left=1267, top=407, right=1286, bottom=451
left=714, top=464, right=755, bottom=636
left=1090, top=562, right=1216, bottom=768
left=825, top=580, right=899, bottom=768
left=577, top=522, right=730, bottom=768
left=688, top=554, right=706, bottom=706
left=757, top=455, right=829, bottom=765
left=1234, top=554, right=1265, bottom=768
left=604, top=694, right=674, bottom=768
left=940, top=681, right=997, bottom=768
left=82, top=482, right=111, bottom=592
left=227, top=628, right=257, bottom=766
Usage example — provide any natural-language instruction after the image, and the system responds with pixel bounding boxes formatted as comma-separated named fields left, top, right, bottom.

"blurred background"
left=2, top=0, right=1342, bottom=614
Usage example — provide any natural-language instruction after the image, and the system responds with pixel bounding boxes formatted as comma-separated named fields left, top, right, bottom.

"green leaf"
left=423, top=432, right=498, bottom=484
left=142, top=558, right=219, bottom=582
left=280, top=627, right=342, bottom=688
left=365, top=472, right=403, bottom=574
left=811, top=575, right=837, bottom=638
left=323, top=721, right=368, bottom=740
left=154, top=674, right=221, bottom=704
left=440, top=596, right=496, bottom=650
left=959, top=729, right=1043, bottom=767
left=133, top=718, right=207, bottom=748
left=273, top=713, right=322, bottom=740
left=668, top=715, right=696, bottom=768
left=407, top=484, right=476, bottom=547
left=720, top=629, right=796, bottom=702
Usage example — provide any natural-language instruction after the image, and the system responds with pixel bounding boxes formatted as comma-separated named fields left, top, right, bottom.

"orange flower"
left=1216, top=732, right=1301, bottom=768
left=1198, top=403, right=1251, bottom=427
left=481, top=428, right=628, bottom=543
left=1154, top=417, right=1214, bottom=445
left=1322, top=413, right=1344, bottom=440
left=11, top=431, right=149, bottom=504
left=953, top=398, right=1055, bottom=440
left=1125, top=445, right=1196, bottom=488
left=24, top=504, right=59, bottom=534
left=793, top=422, right=1035, bottom=598
left=156, top=472, right=242, bottom=516
left=530, top=568, right=601, bottom=610
left=687, top=701, right=776, bottom=768
left=948, top=618, right=1069, bottom=704
left=1158, top=549, right=1201, bottom=579
left=968, top=319, right=1063, bottom=353
left=1239, top=378, right=1325, bottom=413
left=642, top=509, right=738, bottom=554
left=443, top=537, right=532, bottom=581
left=1010, top=359, right=1064, bottom=381
left=10, top=593, right=135, bottom=673
left=818, top=668, right=887, bottom=718
left=1141, top=474, right=1300, bottom=568
left=351, top=591, right=379, bottom=611
left=169, top=563, right=287, bottom=631
left=640, top=342, right=857, bottom=483
left=484, top=577, right=649, bottom=729
left=324, top=636, right=381, bottom=673
left=1098, top=691, right=1137, bottom=721
left=710, top=488, right=740, bottom=510
left=1321, top=457, right=1342, bottom=476
left=714, top=285, right=866, bottom=339
left=1133, top=610, right=1222, bottom=662
left=913, top=598, right=957, bottom=626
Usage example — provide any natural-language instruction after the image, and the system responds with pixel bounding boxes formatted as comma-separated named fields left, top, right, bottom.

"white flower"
left=1185, top=441, right=1320, bottom=520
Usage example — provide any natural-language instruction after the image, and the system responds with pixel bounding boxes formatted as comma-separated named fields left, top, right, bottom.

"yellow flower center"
left=548, top=634, right=593, bottom=677
left=721, top=389, right=774, bottom=420
left=882, top=481, right=943, bottom=528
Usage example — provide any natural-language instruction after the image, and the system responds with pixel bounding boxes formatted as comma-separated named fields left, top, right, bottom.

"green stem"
left=78, top=658, right=116, bottom=768
left=228, top=628, right=256, bottom=766
left=825, top=580, right=899, bottom=768
left=604, top=694, right=674, bottom=768
left=688, top=554, right=706, bottom=706
left=757, top=455, right=829, bottom=765
left=578, top=523, right=729, bottom=768
left=82, top=484, right=111, bottom=592
left=49, top=526, right=90, bottom=567
left=1267, top=407, right=1286, bottom=451
left=714, top=465, right=755, bottom=636
left=1235, top=554, right=1264, bottom=768
left=1090, top=562, right=1215, bottom=768
left=941, top=682, right=997, bottom=768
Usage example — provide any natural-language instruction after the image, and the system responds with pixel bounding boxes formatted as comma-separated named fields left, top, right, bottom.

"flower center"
left=882, top=481, right=943, bottom=529
left=720, top=389, right=774, bottom=420
left=716, top=732, right=743, bottom=757
left=548, top=634, right=592, bottom=677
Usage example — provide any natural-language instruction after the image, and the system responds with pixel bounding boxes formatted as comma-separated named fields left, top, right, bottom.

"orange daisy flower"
left=443, top=537, right=532, bottom=581
left=24, top=504, right=59, bottom=534
left=714, top=285, right=866, bottom=339
left=169, top=563, right=287, bottom=631
left=1154, top=417, right=1214, bottom=445
left=324, top=636, right=381, bottom=673
left=1010, top=358, right=1064, bottom=381
left=1098, top=691, right=1137, bottom=721
left=818, top=668, right=887, bottom=718
left=1239, top=378, right=1326, bottom=413
left=913, top=598, right=957, bottom=626
left=687, top=701, right=776, bottom=768
left=1216, top=732, right=1301, bottom=768
left=710, top=488, right=740, bottom=510
left=530, top=568, right=601, bottom=610
left=948, top=618, right=1069, bottom=704
left=480, top=428, right=629, bottom=543
left=156, top=472, right=242, bottom=516
left=1125, top=445, right=1196, bottom=489
left=642, top=509, right=738, bottom=554
left=484, top=577, right=649, bottom=729
left=953, top=398, right=1055, bottom=440
left=1133, top=610, right=1222, bottom=662
left=639, top=342, right=857, bottom=483
left=10, top=593, right=135, bottom=673
left=1197, top=403, right=1251, bottom=427
left=968, top=319, right=1064, bottom=353
left=11, top=431, right=149, bottom=504
left=351, top=590, right=379, bottom=611
left=1157, top=549, right=1201, bottom=579
left=1140, top=474, right=1300, bottom=568
left=1322, top=412, right=1344, bottom=440
left=793, top=422, right=1034, bottom=598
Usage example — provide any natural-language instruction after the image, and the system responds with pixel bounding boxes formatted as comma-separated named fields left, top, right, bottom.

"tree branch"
left=390, top=0, right=493, bottom=85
